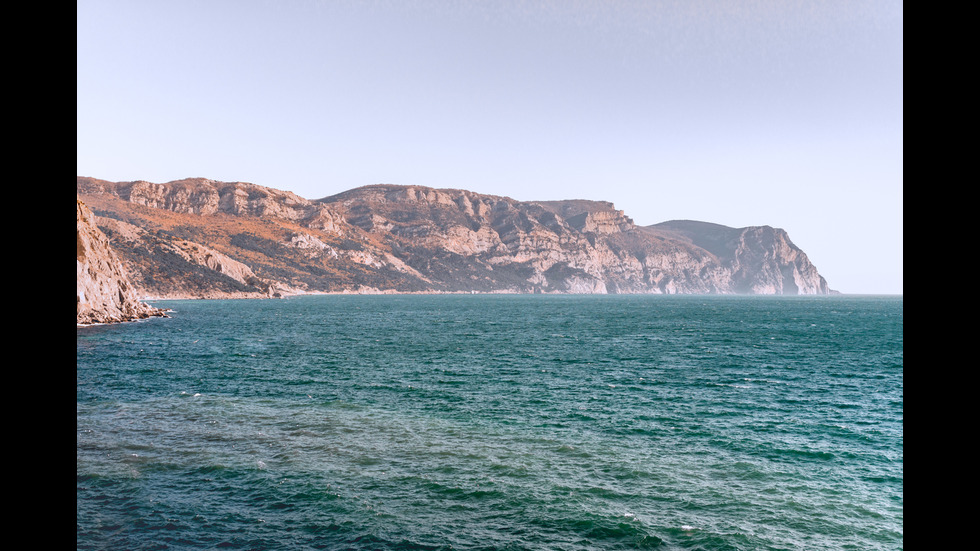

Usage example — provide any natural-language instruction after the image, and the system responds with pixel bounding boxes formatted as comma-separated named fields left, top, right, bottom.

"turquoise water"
left=77, top=295, right=903, bottom=550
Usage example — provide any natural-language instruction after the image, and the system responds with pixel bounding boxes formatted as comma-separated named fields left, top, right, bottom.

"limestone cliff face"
left=728, top=226, right=830, bottom=294
left=77, top=177, right=345, bottom=232
left=77, top=177, right=834, bottom=297
left=77, top=198, right=168, bottom=324
left=316, top=184, right=832, bottom=294
left=320, top=186, right=630, bottom=293
left=652, top=220, right=832, bottom=295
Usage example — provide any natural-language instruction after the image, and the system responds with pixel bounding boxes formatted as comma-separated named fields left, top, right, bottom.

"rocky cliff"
left=77, top=198, right=168, bottom=324
left=76, top=176, right=833, bottom=298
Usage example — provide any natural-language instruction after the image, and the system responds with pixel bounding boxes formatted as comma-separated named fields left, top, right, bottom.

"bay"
left=77, top=294, right=903, bottom=550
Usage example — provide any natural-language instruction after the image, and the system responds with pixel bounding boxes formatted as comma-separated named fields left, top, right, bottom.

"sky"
left=77, top=0, right=903, bottom=294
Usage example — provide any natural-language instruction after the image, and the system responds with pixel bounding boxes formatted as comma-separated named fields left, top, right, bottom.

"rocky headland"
left=76, top=176, right=833, bottom=317
left=77, top=198, right=169, bottom=325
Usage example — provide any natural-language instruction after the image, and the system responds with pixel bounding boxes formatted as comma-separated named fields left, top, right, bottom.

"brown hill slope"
left=76, top=177, right=832, bottom=297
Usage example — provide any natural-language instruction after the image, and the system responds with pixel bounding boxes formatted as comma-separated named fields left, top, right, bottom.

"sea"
left=77, top=294, right=903, bottom=550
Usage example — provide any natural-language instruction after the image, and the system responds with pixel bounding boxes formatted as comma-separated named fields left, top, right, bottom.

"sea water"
left=77, top=294, right=903, bottom=550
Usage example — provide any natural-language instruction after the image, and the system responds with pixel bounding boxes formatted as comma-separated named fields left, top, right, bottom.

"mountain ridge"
left=77, top=176, right=834, bottom=302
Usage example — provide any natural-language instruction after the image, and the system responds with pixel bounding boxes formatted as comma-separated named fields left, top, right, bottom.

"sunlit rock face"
left=76, top=198, right=168, bottom=324
left=77, top=177, right=834, bottom=297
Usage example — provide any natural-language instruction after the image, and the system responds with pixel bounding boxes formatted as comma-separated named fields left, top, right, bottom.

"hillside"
left=76, top=176, right=833, bottom=298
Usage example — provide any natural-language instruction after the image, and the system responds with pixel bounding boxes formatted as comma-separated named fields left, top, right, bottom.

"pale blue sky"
left=77, top=0, right=902, bottom=294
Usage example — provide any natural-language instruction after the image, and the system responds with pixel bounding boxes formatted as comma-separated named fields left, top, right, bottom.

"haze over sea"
left=77, top=294, right=903, bottom=550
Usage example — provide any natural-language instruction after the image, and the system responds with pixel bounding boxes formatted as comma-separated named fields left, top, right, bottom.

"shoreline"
left=139, top=290, right=901, bottom=301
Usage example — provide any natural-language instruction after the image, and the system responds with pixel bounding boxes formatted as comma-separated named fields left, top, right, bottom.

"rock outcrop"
left=76, top=177, right=834, bottom=298
left=77, top=177, right=345, bottom=232
left=649, top=220, right=832, bottom=295
left=77, top=198, right=168, bottom=324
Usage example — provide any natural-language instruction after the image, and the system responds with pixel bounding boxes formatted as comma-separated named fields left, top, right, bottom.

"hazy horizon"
left=77, top=1, right=903, bottom=294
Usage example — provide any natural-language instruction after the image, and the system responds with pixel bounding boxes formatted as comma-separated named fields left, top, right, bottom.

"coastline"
left=138, top=290, right=900, bottom=301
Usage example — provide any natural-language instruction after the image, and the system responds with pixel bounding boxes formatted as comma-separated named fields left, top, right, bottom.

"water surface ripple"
left=77, top=295, right=903, bottom=550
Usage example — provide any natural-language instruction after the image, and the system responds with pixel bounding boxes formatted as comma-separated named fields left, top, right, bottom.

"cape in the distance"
left=76, top=176, right=834, bottom=324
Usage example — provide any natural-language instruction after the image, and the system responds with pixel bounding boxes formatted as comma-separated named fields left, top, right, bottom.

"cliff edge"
left=77, top=198, right=168, bottom=325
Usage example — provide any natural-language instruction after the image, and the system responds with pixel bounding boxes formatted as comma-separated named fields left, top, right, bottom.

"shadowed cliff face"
left=76, top=177, right=833, bottom=298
